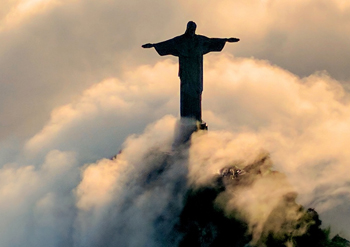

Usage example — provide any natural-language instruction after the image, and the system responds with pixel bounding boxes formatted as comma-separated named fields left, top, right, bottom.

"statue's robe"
left=153, top=34, right=226, bottom=121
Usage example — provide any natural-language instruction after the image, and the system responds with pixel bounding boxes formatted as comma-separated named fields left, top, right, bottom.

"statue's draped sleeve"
left=153, top=37, right=180, bottom=57
left=201, top=37, right=226, bottom=55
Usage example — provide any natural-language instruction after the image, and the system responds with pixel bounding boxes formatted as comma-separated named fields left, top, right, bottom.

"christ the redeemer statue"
left=142, top=21, right=239, bottom=124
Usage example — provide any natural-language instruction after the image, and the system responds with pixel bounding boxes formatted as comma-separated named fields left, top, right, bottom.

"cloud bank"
left=2, top=0, right=350, bottom=140
left=0, top=54, right=348, bottom=246
left=1, top=0, right=350, bottom=245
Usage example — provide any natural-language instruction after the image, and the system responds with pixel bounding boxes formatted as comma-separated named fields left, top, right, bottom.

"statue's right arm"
left=226, top=38, right=240, bottom=42
left=142, top=43, right=154, bottom=48
left=143, top=38, right=178, bottom=56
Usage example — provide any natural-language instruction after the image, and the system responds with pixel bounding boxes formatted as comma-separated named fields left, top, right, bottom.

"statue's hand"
left=227, top=38, right=240, bottom=42
left=142, top=43, right=154, bottom=48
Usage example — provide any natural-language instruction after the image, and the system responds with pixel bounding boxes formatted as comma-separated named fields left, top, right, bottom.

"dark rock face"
left=177, top=186, right=250, bottom=247
left=175, top=155, right=349, bottom=247
left=110, top=144, right=348, bottom=247
left=331, top=235, right=350, bottom=247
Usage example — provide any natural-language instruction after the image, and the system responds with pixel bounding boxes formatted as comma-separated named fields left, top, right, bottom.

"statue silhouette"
left=142, top=21, right=239, bottom=123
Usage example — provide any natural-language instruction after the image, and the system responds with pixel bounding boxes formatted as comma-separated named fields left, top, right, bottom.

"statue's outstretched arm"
left=226, top=38, right=240, bottom=42
left=142, top=43, right=154, bottom=48
left=142, top=38, right=178, bottom=56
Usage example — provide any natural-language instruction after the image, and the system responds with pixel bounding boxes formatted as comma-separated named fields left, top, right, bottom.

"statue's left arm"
left=226, top=38, right=240, bottom=42
left=201, top=36, right=240, bottom=54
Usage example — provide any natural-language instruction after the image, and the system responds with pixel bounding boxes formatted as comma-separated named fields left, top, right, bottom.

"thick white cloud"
left=0, top=54, right=346, bottom=242
left=0, top=149, right=78, bottom=247
left=23, top=60, right=178, bottom=163
left=74, top=116, right=180, bottom=247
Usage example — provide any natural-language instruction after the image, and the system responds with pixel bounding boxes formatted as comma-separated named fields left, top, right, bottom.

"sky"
left=1, top=0, right=350, bottom=246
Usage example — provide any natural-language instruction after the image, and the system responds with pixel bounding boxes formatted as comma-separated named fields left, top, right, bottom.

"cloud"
left=1, top=0, right=350, bottom=244
left=0, top=0, right=180, bottom=140
left=2, top=0, right=350, bottom=142
left=0, top=52, right=347, bottom=241
left=0, top=116, right=181, bottom=247
left=177, top=0, right=350, bottom=80
left=202, top=55, right=350, bottom=238
left=74, top=116, right=183, bottom=247
left=200, top=55, right=350, bottom=199
left=0, top=0, right=61, bottom=30
left=0, top=149, right=78, bottom=247
left=23, top=60, right=178, bottom=163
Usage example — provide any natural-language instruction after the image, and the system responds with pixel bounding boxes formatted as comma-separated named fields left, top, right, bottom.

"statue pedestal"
left=199, top=121, right=208, bottom=130
left=173, top=118, right=208, bottom=148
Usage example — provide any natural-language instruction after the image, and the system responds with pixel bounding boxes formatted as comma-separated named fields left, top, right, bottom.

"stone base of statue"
left=198, top=121, right=208, bottom=131
left=172, top=118, right=208, bottom=148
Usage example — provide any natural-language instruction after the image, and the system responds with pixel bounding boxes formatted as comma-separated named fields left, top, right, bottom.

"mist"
left=0, top=55, right=349, bottom=246
left=1, top=0, right=350, bottom=245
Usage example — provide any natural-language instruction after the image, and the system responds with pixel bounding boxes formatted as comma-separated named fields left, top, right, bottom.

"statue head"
left=185, top=21, right=197, bottom=36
